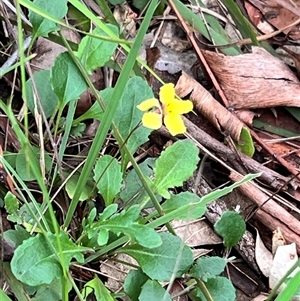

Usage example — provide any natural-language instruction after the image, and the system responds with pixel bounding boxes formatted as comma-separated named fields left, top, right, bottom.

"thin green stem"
left=196, top=279, right=214, bottom=301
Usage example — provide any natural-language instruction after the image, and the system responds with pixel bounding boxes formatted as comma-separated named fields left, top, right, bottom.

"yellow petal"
left=159, top=83, right=175, bottom=105
left=164, top=113, right=186, bottom=136
left=137, top=98, right=160, bottom=111
left=142, top=112, right=162, bottom=130
left=166, top=99, right=193, bottom=115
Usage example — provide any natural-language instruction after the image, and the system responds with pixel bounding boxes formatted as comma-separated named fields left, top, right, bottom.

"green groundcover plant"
left=0, top=1, right=299, bottom=301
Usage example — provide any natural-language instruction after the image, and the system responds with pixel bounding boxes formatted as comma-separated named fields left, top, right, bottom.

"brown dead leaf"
left=245, top=1, right=263, bottom=26
left=171, top=219, right=222, bottom=247
left=249, top=0, right=300, bottom=39
left=202, top=47, right=300, bottom=109
left=176, top=71, right=244, bottom=142
left=235, top=110, right=258, bottom=126
left=100, top=253, right=137, bottom=292
left=31, top=29, right=81, bottom=72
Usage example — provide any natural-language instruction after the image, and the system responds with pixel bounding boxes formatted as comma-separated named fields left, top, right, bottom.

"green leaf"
left=120, top=158, right=155, bottom=204
left=66, top=172, right=95, bottom=201
left=32, top=278, right=71, bottom=301
left=161, top=191, right=205, bottom=220
left=4, top=226, right=31, bottom=248
left=120, top=232, right=193, bottom=281
left=77, top=25, right=119, bottom=74
left=93, top=155, right=122, bottom=206
left=74, top=88, right=111, bottom=123
left=4, top=192, right=19, bottom=214
left=153, top=140, right=199, bottom=198
left=0, top=289, right=13, bottom=301
left=107, top=0, right=125, bottom=4
left=16, top=147, right=52, bottom=181
left=112, top=76, right=153, bottom=169
left=83, top=275, right=114, bottom=301
left=149, top=173, right=260, bottom=230
left=214, top=211, right=246, bottom=248
left=99, top=204, right=118, bottom=220
left=70, top=122, right=86, bottom=137
left=132, top=0, right=150, bottom=10
left=26, top=70, right=58, bottom=118
left=50, top=52, right=88, bottom=105
left=171, top=0, right=241, bottom=55
left=92, top=205, right=161, bottom=247
left=11, top=232, right=88, bottom=286
left=139, top=280, right=172, bottom=301
left=277, top=268, right=300, bottom=301
left=124, top=269, right=149, bottom=301
left=194, top=276, right=236, bottom=301
left=235, top=127, right=255, bottom=157
left=189, top=256, right=227, bottom=281
left=29, top=0, right=68, bottom=38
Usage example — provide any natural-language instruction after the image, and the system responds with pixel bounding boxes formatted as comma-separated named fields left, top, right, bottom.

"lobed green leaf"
left=120, top=232, right=193, bottom=281
left=214, top=211, right=246, bottom=248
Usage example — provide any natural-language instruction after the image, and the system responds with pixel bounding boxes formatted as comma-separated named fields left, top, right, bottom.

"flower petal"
left=164, top=113, right=186, bottom=136
left=166, top=99, right=193, bottom=115
left=142, top=112, right=162, bottom=130
left=159, top=83, right=175, bottom=105
left=137, top=98, right=160, bottom=111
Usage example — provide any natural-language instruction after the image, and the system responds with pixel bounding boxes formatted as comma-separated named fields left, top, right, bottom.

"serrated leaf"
left=26, top=70, right=58, bottom=118
left=139, top=280, right=172, bottom=301
left=29, top=0, right=67, bottom=38
left=11, top=232, right=88, bottom=286
left=83, top=275, right=114, bottom=301
left=93, top=155, right=122, bottom=206
left=194, top=276, right=236, bottom=301
left=93, top=206, right=161, bottom=247
left=214, top=211, right=246, bottom=248
left=153, top=140, right=199, bottom=198
left=50, top=52, right=88, bottom=105
left=189, top=256, right=227, bottom=281
left=124, top=269, right=149, bottom=301
left=77, top=25, right=119, bottom=73
left=161, top=191, right=205, bottom=220
left=120, top=232, right=193, bottom=281
left=236, top=127, right=255, bottom=157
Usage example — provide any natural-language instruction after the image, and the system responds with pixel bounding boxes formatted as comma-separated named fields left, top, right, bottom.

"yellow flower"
left=137, top=83, right=193, bottom=136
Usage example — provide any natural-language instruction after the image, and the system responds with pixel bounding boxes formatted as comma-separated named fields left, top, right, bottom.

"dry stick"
left=183, top=119, right=300, bottom=254
left=230, top=172, right=300, bottom=235
left=168, top=0, right=230, bottom=108
left=170, top=0, right=300, bottom=184
left=197, top=17, right=300, bottom=49
left=250, top=129, right=300, bottom=181
left=254, top=210, right=300, bottom=254
left=183, top=117, right=295, bottom=190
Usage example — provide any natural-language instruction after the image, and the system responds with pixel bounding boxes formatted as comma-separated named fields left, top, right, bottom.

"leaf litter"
left=1, top=0, right=300, bottom=300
